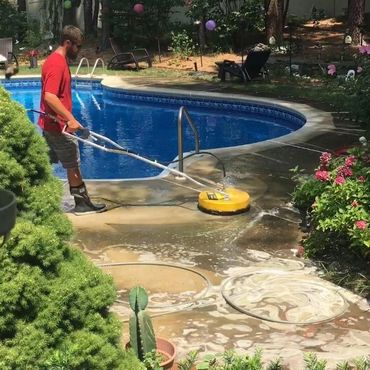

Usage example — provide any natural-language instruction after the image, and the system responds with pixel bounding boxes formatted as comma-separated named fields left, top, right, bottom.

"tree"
left=185, top=0, right=265, bottom=52
left=264, top=0, right=289, bottom=45
left=101, top=0, right=111, bottom=49
left=348, top=0, right=366, bottom=45
left=43, top=0, right=64, bottom=37
left=0, top=0, right=27, bottom=39
left=111, top=0, right=182, bottom=48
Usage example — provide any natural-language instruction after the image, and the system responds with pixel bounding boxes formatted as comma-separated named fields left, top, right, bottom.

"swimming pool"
left=2, top=79, right=306, bottom=179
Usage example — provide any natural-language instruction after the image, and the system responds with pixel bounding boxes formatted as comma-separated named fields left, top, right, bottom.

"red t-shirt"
left=38, top=52, right=72, bottom=132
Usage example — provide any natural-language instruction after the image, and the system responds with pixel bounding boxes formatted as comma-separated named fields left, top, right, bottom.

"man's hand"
left=66, top=117, right=83, bottom=133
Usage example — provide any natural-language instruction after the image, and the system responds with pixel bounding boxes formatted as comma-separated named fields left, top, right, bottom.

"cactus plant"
left=129, top=286, right=157, bottom=361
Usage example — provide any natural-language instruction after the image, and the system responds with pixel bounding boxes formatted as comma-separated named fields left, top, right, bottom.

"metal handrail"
left=75, top=57, right=90, bottom=77
left=90, top=58, right=105, bottom=77
left=177, top=106, right=200, bottom=173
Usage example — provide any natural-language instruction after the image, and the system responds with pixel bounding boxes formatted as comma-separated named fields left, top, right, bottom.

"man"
left=38, top=25, right=106, bottom=214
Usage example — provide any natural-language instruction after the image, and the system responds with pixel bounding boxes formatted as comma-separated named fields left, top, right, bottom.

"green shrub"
left=171, top=30, right=196, bottom=59
left=111, top=0, right=183, bottom=48
left=291, top=142, right=370, bottom=297
left=0, top=0, right=27, bottom=40
left=0, top=88, right=52, bottom=210
left=326, top=49, right=370, bottom=129
left=0, top=85, right=143, bottom=369
left=185, top=0, right=265, bottom=52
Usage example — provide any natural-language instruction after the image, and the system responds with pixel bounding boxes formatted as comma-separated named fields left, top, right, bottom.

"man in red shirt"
left=39, top=25, right=106, bottom=214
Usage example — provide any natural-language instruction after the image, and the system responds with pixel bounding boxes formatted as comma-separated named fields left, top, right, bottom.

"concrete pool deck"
left=66, top=77, right=369, bottom=369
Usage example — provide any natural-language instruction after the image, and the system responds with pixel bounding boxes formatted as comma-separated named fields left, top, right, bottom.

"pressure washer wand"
left=64, top=127, right=229, bottom=194
left=29, top=109, right=227, bottom=195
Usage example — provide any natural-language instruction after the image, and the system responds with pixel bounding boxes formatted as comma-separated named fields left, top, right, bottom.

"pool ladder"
left=75, top=57, right=105, bottom=78
left=177, top=106, right=200, bottom=173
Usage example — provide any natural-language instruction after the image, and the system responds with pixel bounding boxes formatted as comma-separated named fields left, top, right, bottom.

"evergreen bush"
left=0, top=85, right=143, bottom=369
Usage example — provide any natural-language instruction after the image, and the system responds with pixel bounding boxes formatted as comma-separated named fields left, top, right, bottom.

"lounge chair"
left=0, top=37, right=19, bottom=78
left=216, top=43, right=271, bottom=82
left=107, top=37, right=152, bottom=70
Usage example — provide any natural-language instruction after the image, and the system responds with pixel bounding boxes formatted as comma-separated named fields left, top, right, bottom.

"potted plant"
left=0, top=189, right=17, bottom=243
left=27, top=49, right=39, bottom=68
left=128, top=286, right=176, bottom=370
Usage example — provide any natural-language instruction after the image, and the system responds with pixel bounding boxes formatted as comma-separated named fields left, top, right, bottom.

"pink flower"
left=335, top=176, right=346, bottom=185
left=337, top=165, right=353, bottom=177
left=359, top=45, right=367, bottom=54
left=351, top=200, right=359, bottom=207
left=355, top=220, right=368, bottom=230
left=366, top=44, right=370, bottom=55
left=358, top=176, right=366, bottom=182
left=328, top=67, right=336, bottom=76
left=295, top=246, right=305, bottom=258
left=315, top=170, right=330, bottom=182
left=344, top=155, right=356, bottom=167
left=320, top=152, right=332, bottom=165
left=357, top=66, right=363, bottom=73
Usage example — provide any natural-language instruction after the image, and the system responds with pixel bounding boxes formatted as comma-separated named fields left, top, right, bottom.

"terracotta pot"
left=126, top=337, right=176, bottom=370
left=156, top=337, right=176, bottom=369
left=0, top=189, right=17, bottom=237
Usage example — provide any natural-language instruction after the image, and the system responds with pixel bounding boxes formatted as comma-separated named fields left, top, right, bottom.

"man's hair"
left=60, top=25, right=83, bottom=45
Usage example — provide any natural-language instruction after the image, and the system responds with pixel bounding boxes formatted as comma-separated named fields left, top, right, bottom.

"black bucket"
left=0, top=189, right=17, bottom=237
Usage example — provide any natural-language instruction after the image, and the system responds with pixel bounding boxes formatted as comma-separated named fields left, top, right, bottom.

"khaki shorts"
left=43, top=131, right=80, bottom=169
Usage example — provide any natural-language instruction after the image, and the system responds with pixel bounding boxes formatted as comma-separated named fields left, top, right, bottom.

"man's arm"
left=44, top=92, right=82, bottom=133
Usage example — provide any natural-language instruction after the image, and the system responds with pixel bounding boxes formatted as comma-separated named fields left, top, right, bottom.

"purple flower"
left=359, top=45, right=367, bottom=54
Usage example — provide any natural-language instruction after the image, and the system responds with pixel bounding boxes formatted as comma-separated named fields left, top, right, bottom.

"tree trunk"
left=265, top=0, right=284, bottom=45
left=84, top=0, right=93, bottom=35
left=92, top=0, right=100, bottom=36
left=283, top=0, right=290, bottom=27
left=199, top=18, right=206, bottom=50
left=17, top=0, right=26, bottom=12
left=44, top=0, right=64, bottom=37
left=348, top=0, right=365, bottom=44
left=101, top=0, right=111, bottom=49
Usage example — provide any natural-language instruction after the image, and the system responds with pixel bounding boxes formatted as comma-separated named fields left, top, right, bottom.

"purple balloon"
left=205, top=20, right=216, bottom=31
left=133, top=3, right=144, bottom=14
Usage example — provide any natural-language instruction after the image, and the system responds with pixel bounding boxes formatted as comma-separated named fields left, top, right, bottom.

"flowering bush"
left=326, top=46, right=370, bottom=127
left=292, top=140, right=370, bottom=258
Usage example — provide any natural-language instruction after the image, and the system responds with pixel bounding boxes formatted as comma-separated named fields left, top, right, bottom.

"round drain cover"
left=222, top=269, right=348, bottom=324
left=100, top=262, right=210, bottom=310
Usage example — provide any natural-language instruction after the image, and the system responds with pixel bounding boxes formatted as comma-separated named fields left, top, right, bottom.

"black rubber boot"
left=70, top=183, right=106, bottom=215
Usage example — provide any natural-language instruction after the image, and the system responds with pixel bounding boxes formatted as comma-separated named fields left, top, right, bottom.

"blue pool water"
left=3, top=80, right=306, bottom=179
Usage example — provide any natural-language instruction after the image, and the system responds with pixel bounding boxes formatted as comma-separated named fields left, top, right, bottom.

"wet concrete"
left=67, top=81, right=370, bottom=369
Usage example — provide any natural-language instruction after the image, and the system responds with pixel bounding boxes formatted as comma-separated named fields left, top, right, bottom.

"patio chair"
left=0, top=37, right=19, bottom=78
left=216, top=43, right=271, bottom=82
left=107, top=37, right=152, bottom=70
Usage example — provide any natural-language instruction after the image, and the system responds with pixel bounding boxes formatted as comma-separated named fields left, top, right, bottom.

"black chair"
left=0, top=37, right=19, bottom=78
left=107, top=37, right=152, bottom=70
left=0, top=37, right=18, bottom=73
left=216, top=44, right=271, bottom=82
